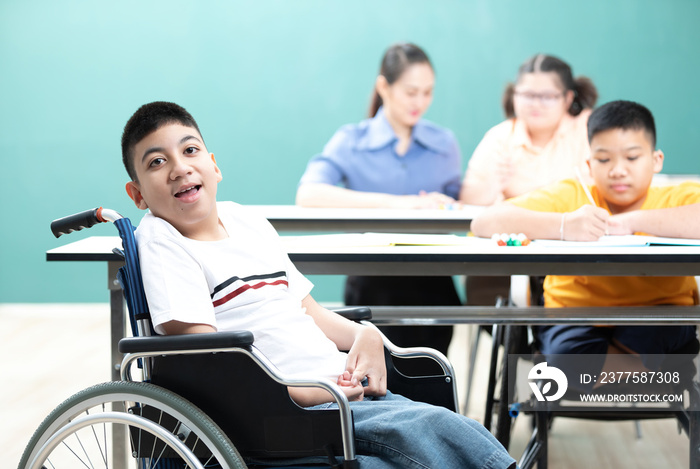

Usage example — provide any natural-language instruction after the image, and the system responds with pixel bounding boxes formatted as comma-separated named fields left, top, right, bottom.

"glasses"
left=513, top=91, right=564, bottom=107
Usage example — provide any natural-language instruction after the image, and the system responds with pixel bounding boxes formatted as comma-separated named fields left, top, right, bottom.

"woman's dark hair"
left=368, top=43, right=433, bottom=118
left=587, top=100, right=656, bottom=147
left=502, top=54, right=598, bottom=119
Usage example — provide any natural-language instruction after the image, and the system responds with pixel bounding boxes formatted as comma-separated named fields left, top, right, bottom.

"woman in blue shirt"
left=297, top=43, right=462, bottom=358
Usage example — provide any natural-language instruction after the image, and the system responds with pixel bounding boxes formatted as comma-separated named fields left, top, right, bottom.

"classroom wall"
left=2, top=0, right=699, bottom=304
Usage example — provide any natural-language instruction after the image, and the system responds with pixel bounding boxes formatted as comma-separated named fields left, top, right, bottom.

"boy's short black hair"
left=587, top=100, right=656, bottom=148
left=121, top=101, right=203, bottom=181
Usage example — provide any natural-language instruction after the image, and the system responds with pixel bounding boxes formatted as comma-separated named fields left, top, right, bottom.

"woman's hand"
left=495, top=155, right=515, bottom=196
left=389, top=191, right=458, bottom=209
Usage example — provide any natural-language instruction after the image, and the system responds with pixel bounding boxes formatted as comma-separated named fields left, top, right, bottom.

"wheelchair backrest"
left=113, top=217, right=156, bottom=338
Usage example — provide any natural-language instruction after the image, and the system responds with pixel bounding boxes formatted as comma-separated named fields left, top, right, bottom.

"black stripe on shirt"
left=211, top=271, right=287, bottom=298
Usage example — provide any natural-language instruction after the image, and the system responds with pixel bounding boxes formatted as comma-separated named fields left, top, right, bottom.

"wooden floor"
left=1, top=303, right=690, bottom=468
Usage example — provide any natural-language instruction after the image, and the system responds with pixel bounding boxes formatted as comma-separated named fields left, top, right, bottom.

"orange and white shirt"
left=464, top=110, right=592, bottom=203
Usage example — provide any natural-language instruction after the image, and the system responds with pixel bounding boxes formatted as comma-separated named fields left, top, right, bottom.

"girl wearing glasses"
left=296, top=43, right=461, bottom=358
left=460, top=54, right=598, bottom=205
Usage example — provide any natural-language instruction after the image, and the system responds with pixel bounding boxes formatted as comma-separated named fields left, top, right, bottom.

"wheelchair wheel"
left=18, top=380, right=247, bottom=469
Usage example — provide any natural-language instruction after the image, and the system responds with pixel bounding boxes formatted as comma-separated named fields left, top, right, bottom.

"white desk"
left=47, top=235, right=700, bottom=327
left=49, top=235, right=700, bottom=276
left=282, top=235, right=700, bottom=276
left=248, top=205, right=483, bottom=233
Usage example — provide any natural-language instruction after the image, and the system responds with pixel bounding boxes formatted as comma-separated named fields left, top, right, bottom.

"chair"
left=484, top=275, right=700, bottom=469
left=20, top=208, right=459, bottom=469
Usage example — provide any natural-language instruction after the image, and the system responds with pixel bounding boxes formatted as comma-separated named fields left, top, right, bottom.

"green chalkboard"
left=1, top=0, right=698, bottom=303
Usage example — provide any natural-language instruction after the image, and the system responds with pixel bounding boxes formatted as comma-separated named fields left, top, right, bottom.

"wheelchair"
left=484, top=275, right=700, bottom=469
left=20, top=208, right=459, bottom=469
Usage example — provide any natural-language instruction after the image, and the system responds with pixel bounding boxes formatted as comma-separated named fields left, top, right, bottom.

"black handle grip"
left=51, top=208, right=103, bottom=238
left=332, top=307, right=373, bottom=322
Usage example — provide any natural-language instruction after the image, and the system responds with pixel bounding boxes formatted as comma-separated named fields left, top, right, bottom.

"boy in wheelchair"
left=121, top=101, right=517, bottom=469
left=472, top=100, right=700, bottom=388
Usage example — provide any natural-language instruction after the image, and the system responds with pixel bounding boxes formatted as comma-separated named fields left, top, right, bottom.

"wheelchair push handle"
left=51, top=207, right=123, bottom=238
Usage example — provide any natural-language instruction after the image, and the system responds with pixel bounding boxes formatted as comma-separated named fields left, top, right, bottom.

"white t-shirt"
left=135, top=201, right=348, bottom=380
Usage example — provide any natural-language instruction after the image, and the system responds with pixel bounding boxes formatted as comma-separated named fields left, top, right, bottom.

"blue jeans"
left=321, top=392, right=516, bottom=469
left=535, top=324, right=697, bottom=393
left=536, top=325, right=697, bottom=370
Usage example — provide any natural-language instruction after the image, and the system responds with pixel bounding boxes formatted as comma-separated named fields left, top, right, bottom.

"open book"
left=532, top=235, right=700, bottom=248
left=281, top=233, right=472, bottom=248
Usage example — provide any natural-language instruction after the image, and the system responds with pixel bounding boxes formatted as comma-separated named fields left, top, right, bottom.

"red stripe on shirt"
left=212, top=279, right=289, bottom=308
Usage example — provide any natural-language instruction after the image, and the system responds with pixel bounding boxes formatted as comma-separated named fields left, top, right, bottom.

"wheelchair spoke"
left=95, top=418, right=108, bottom=467
left=191, top=437, right=218, bottom=468
left=149, top=409, right=163, bottom=463
left=58, top=436, right=94, bottom=469
left=80, top=407, right=109, bottom=467
left=151, top=436, right=170, bottom=468
left=196, top=441, right=219, bottom=468
left=75, top=430, right=99, bottom=468
left=20, top=382, right=246, bottom=469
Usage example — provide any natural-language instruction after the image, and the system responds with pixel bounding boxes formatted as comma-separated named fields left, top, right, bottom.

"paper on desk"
left=532, top=235, right=700, bottom=248
left=281, top=232, right=471, bottom=247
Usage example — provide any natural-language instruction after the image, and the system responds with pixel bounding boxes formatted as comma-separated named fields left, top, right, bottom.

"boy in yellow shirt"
left=471, top=100, right=700, bottom=373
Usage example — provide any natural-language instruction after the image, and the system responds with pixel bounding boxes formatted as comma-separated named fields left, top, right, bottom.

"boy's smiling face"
left=125, top=123, right=224, bottom=240
left=587, top=127, right=663, bottom=214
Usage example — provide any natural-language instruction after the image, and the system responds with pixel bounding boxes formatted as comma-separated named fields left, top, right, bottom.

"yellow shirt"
left=464, top=110, right=592, bottom=202
left=508, top=179, right=700, bottom=307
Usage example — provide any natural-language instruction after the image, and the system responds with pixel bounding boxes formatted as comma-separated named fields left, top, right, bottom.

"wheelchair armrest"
left=118, top=330, right=254, bottom=354
left=377, top=331, right=454, bottom=376
left=331, top=306, right=372, bottom=321
left=360, top=320, right=459, bottom=411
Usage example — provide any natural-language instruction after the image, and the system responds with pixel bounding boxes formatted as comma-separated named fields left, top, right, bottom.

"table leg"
left=690, top=378, right=700, bottom=469
left=108, top=261, right=126, bottom=380
left=107, top=261, right=128, bottom=467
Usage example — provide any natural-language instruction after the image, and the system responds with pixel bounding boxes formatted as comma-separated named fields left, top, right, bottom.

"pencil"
left=574, top=166, right=596, bottom=206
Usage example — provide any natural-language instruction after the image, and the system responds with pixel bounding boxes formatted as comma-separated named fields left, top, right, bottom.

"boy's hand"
left=337, top=371, right=365, bottom=401
left=606, top=212, right=635, bottom=235
left=564, top=205, right=610, bottom=241
left=345, top=327, right=387, bottom=396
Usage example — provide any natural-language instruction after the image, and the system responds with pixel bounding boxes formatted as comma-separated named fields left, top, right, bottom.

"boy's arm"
left=471, top=202, right=610, bottom=241
left=301, top=294, right=387, bottom=396
left=160, top=320, right=216, bottom=335
left=608, top=203, right=700, bottom=238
